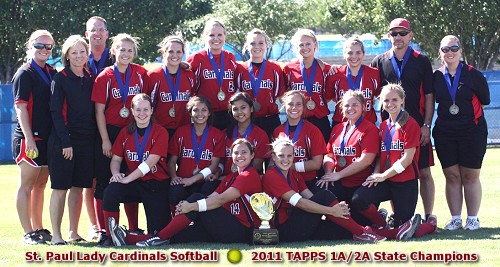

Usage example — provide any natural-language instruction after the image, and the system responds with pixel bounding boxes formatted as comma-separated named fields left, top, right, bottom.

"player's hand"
left=170, top=176, right=183, bottom=186
left=180, top=61, right=191, bottom=71
left=330, top=201, right=350, bottom=219
left=102, top=140, right=112, bottom=158
left=182, top=177, right=197, bottom=187
left=25, top=138, right=39, bottom=159
left=420, top=126, right=431, bottom=146
left=110, top=173, right=125, bottom=183
left=362, top=173, right=386, bottom=188
left=176, top=200, right=195, bottom=215
left=327, top=65, right=341, bottom=76
left=62, top=147, right=73, bottom=160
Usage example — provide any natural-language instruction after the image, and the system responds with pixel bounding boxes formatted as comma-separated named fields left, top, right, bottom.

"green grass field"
left=1, top=149, right=499, bottom=266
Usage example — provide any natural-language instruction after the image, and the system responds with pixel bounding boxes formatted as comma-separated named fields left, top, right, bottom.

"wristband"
left=200, top=167, right=212, bottom=179
left=289, top=193, right=303, bottom=207
left=197, top=199, right=207, bottom=212
left=393, top=160, right=405, bottom=174
left=294, top=161, right=306, bottom=172
left=137, top=162, right=150, bottom=176
left=218, top=163, right=225, bottom=173
left=323, top=156, right=334, bottom=164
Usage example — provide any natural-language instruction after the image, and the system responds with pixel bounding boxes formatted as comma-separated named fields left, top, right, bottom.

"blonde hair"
left=110, top=33, right=140, bottom=56
left=157, top=35, right=185, bottom=54
left=61, top=35, right=89, bottom=67
left=380, top=83, right=409, bottom=128
left=343, top=37, right=365, bottom=54
left=270, top=136, right=295, bottom=154
left=25, top=30, right=54, bottom=60
left=439, top=35, right=462, bottom=63
left=339, top=90, right=365, bottom=111
left=243, top=28, right=271, bottom=54
left=203, top=18, right=226, bottom=35
left=280, top=90, right=306, bottom=117
left=291, top=29, right=318, bottom=50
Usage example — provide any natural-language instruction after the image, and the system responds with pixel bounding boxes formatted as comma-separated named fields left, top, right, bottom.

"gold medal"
left=217, top=89, right=226, bottom=101
left=119, top=106, right=130, bottom=118
left=449, top=103, right=459, bottom=115
left=193, top=167, right=200, bottom=175
left=338, top=156, right=347, bottom=167
left=169, top=107, right=176, bottom=118
left=306, top=99, right=316, bottom=110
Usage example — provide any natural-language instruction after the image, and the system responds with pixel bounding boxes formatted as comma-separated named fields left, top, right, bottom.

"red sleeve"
left=149, top=125, right=169, bottom=157
left=230, top=169, right=261, bottom=195
left=211, top=127, right=226, bottom=158
left=403, top=118, right=421, bottom=149
left=91, top=68, right=111, bottom=104
left=253, top=127, right=270, bottom=159
left=307, top=122, right=327, bottom=157
left=262, top=169, right=294, bottom=199
left=359, top=122, right=381, bottom=154
left=111, top=127, right=128, bottom=157
left=294, top=171, right=308, bottom=192
left=168, top=126, right=183, bottom=156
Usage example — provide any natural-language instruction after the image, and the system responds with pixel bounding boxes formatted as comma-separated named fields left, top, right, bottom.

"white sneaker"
left=87, top=225, right=100, bottom=241
left=444, top=218, right=462, bottom=230
left=463, top=218, right=480, bottom=230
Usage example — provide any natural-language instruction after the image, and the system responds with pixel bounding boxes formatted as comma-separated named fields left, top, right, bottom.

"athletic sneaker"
left=426, top=215, right=438, bottom=233
left=444, top=218, right=463, bottom=230
left=353, top=226, right=387, bottom=242
left=378, top=208, right=388, bottom=222
left=23, top=231, right=45, bottom=245
left=128, top=228, right=145, bottom=235
left=35, top=229, right=52, bottom=243
left=96, top=231, right=112, bottom=247
left=464, top=218, right=480, bottom=230
left=108, top=217, right=127, bottom=246
left=136, top=235, right=170, bottom=247
left=87, top=225, right=100, bottom=241
left=396, top=214, right=421, bottom=240
left=387, top=213, right=395, bottom=228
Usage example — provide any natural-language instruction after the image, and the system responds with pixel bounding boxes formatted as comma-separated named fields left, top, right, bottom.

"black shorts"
left=418, top=142, right=435, bottom=169
left=48, top=135, right=95, bottom=190
left=434, top=125, right=487, bottom=169
left=13, top=138, right=48, bottom=167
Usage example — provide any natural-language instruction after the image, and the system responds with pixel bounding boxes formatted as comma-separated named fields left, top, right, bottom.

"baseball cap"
left=389, top=18, right=411, bottom=31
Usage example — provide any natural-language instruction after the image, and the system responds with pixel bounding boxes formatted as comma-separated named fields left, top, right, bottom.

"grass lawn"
left=1, top=149, right=499, bottom=266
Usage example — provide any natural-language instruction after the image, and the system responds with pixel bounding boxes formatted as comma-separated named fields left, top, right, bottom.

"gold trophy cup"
left=250, top=193, right=279, bottom=245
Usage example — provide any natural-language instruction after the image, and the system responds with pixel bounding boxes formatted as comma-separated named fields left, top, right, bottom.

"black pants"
left=173, top=193, right=252, bottom=244
left=305, top=116, right=331, bottom=143
left=329, top=182, right=372, bottom=227
left=103, top=179, right=171, bottom=233
left=278, top=190, right=350, bottom=242
left=169, top=181, right=220, bottom=205
left=351, top=179, right=418, bottom=227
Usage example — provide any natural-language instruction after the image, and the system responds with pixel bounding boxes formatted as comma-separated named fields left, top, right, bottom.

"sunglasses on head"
left=440, top=45, right=460, bottom=53
left=33, top=43, right=53, bottom=50
left=389, top=31, right=410, bottom=37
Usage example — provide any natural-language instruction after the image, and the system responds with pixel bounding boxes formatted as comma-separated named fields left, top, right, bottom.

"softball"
left=27, top=150, right=38, bottom=159
left=227, top=248, right=242, bottom=264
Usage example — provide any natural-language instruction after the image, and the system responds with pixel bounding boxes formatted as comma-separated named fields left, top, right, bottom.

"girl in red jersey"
left=273, top=90, right=326, bottom=192
left=433, top=35, right=490, bottom=231
left=262, top=136, right=386, bottom=242
left=351, top=84, right=436, bottom=240
left=147, top=36, right=196, bottom=138
left=283, top=29, right=331, bottom=142
left=102, top=93, right=170, bottom=246
left=317, top=90, right=380, bottom=226
left=91, top=33, right=148, bottom=245
left=48, top=35, right=96, bottom=245
left=12, top=30, right=57, bottom=244
left=327, top=37, right=381, bottom=126
left=220, top=92, right=270, bottom=177
left=168, top=96, right=225, bottom=210
left=236, top=29, right=285, bottom=137
left=186, top=19, right=238, bottom=131
left=108, top=138, right=262, bottom=246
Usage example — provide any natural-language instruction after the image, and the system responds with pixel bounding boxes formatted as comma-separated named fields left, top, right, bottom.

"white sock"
left=451, top=215, right=462, bottom=221
left=467, top=216, right=478, bottom=220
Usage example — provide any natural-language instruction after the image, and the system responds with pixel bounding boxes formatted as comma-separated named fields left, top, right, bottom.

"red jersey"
left=236, top=60, right=285, bottom=118
left=112, top=123, right=169, bottom=181
left=187, top=50, right=238, bottom=112
left=147, top=66, right=196, bottom=130
left=326, top=65, right=381, bottom=124
left=272, top=120, right=326, bottom=181
left=326, top=119, right=380, bottom=187
left=222, top=124, right=270, bottom=176
left=262, top=167, right=307, bottom=227
left=283, top=59, right=331, bottom=119
left=91, top=63, right=149, bottom=127
left=169, top=124, right=225, bottom=178
left=378, top=116, right=420, bottom=182
left=215, top=167, right=262, bottom=228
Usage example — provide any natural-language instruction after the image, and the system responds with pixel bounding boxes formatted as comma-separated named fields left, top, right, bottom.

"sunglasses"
left=33, top=43, right=53, bottom=50
left=440, top=45, right=460, bottom=53
left=389, top=31, right=410, bottom=37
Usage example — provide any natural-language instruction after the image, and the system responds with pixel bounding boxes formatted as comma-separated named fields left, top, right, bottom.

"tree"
left=326, top=0, right=500, bottom=70
left=178, top=0, right=309, bottom=61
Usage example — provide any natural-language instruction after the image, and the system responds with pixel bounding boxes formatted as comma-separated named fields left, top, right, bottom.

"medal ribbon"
left=191, top=124, right=210, bottom=167
left=300, top=59, right=317, bottom=98
left=444, top=62, right=462, bottom=103
left=207, top=49, right=225, bottom=89
left=89, top=48, right=109, bottom=75
left=390, top=47, right=412, bottom=81
left=162, top=65, right=181, bottom=103
left=275, top=166, right=293, bottom=188
left=134, top=123, right=152, bottom=163
left=339, top=116, right=363, bottom=155
left=383, top=111, right=403, bottom=161
left=285, top=119, right=304, bottom=144
left=346, top=65, right=364, bottom=90
left=30, top=59, right=52, bottom=87
left=248, top=60, right=267, bottom=98
left=233, top=123, right=254, bottom=141
left=113, top=64, right=131, bottom=105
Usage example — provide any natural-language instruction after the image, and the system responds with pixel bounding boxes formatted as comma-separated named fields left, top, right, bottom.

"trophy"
left=250, top=193, right=279, bottom=245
